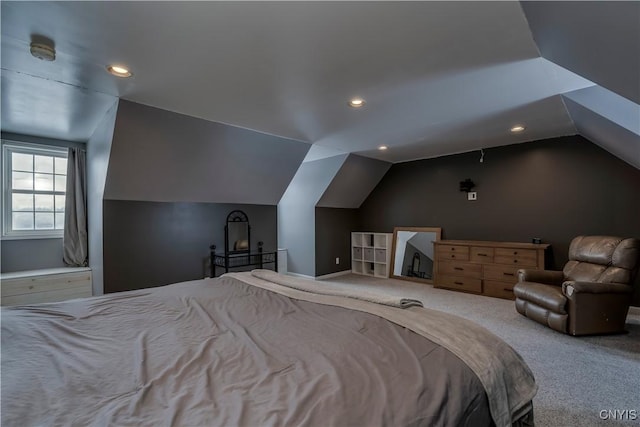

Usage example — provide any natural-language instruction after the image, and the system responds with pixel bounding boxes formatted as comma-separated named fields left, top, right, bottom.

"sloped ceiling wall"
left=317, top=154, right=391, bottom=208
left=104, top=100, right=310, bottom=204
left=278, top=154, right=348, bottom=276
left=0, top=50, right=119, bottom=143
left=521, top=1, right=640, bottom=170
left=521, top=1, right=639, bottom=105
left=87, top=101, right=119, bottom=295
left=279, top=152, right=391, bottom=276
left=563, top=92, right=640, bottom=170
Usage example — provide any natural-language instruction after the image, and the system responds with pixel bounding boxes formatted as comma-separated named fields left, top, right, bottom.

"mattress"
left=1, top=271, right=536, bottom=426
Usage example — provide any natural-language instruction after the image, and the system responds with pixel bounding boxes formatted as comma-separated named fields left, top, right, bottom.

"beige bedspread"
left=240, top=270, right=537, bottom=427
left=1, top=272, right=534, bottom=426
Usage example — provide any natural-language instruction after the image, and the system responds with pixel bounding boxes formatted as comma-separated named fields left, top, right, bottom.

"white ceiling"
left=0, top=1, right=633, bottom=164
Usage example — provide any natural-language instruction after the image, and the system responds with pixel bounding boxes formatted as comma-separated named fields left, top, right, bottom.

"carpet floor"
left=318, top=274, right=640, bottom=427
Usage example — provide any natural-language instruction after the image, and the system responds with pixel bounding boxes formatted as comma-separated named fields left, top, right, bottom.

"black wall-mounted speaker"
left=459, top=179, right=476, bottom=193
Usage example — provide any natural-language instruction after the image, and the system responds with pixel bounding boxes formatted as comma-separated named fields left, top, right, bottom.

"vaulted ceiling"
left=1, top=1, right=638, bottom=166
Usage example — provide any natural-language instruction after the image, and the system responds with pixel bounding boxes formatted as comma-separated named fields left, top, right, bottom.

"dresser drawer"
left=1, top=269, right=92, bottom=306
left=494, top=248, right=538, bottom=267
left=1, top=271, right=92, bottom=296
left=437, top=245, right=470, bottom=261
left=433, top=240, right=548, bottom=300
left=483, top=264, right=519, bottom=282
left=483, top=280, right=516, bottom=300
left=438, top=260, right=482, bottom=278
left=470, top=247, right=494, bottom=263
left=437, top=274, right=482, bottom=293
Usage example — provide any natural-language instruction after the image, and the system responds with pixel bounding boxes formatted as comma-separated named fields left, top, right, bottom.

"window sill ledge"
left=1, top=234, right=63, bottom=241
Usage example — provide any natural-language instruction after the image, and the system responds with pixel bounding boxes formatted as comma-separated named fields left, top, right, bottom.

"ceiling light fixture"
left=30, top=42, right=56, bottom=61
left=510, top=125, right=526, bottom=133
left=107, top=64, right=132, bottom=78
left=378, top=145, right=388, bottom=151
left=348, top=98, right=365, bottom=108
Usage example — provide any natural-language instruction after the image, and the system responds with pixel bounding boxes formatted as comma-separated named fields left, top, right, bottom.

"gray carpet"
left=318, top=274, right=640, bottom=427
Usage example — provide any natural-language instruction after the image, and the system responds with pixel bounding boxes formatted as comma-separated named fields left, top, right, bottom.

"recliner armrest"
left=562, top=281, right=634, bottom=296
left=517, top=269, right=564, bottom=285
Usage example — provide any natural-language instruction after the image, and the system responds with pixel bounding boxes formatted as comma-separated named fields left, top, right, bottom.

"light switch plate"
left=468, top=192, right=477, bottom=201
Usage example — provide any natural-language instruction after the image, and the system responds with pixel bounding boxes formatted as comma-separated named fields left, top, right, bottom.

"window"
left=2, top=141, right=68, bottom=239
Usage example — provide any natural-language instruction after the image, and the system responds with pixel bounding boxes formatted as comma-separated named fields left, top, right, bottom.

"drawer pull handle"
left=450, top=255, right=456, bottom=258
left=513, top=251, right=518, bottom=255
left=503, top=288, right=514, bottom=292
left=454, top=281, right=464, bottom=285
left=503, top=272, right=514, bottom=276
left=513, top=260, right=518, bottom=263
left=477, top=253, right=488, bottom=257
left=454, top=267, right=463, bottom=271
left=451, top=248, right=455, bottom=251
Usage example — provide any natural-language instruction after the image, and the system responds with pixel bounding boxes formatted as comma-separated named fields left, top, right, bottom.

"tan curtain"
left=63, top=148, right=88, bottom=267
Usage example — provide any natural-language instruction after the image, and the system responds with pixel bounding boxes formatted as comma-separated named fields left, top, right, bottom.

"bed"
left=1, top=270, right=536, bottom=426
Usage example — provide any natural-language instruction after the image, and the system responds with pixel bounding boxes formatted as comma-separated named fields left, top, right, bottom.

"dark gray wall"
left=103, top=201, right=276, bottom=293
left=105, top=100, right=309, bottom=204
left=1, top=132, right=87, bottom=273
left=315, top=207, right=359, bottom=276
left=100, top=100, right=308, bottom=293
left=358, top=136, right=640, bottom=303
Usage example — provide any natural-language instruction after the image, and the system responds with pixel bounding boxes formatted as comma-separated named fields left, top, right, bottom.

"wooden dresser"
left=433, top=240, right=549, bottom=300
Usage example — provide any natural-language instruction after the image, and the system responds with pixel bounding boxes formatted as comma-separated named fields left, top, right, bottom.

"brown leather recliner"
left=513, top=236, right=640, bottom=336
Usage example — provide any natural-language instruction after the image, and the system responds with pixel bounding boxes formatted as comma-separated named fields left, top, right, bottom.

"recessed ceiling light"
left=510, top=125, right=526, bottom=133
left=348, top=98, right=365, bottom=108
left=378, top=145, right=388, bottom=151
left=107, top=64, right=132, bottom=78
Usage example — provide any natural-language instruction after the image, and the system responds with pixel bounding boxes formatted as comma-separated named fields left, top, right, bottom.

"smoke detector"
left=30, top=42, right=56, bottom=61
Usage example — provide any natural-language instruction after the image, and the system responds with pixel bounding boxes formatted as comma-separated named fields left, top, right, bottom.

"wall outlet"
left=336, top=257, right=340, bottom=264
left=468, top=192, right=477, bottom=201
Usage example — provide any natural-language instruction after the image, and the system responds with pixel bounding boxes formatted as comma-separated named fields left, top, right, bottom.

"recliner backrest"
left=563, top=236, right=640, bottom=284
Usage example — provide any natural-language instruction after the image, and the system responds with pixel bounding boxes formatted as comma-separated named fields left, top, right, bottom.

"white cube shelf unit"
left=351, top=232, right=393, bottom=278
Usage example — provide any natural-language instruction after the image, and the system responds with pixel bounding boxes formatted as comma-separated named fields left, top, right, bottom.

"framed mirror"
left=225, top=210, right=251, bottom=254
left=390, top=227, right=442, bottom=283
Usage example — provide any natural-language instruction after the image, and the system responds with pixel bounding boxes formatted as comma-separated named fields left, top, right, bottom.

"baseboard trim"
left=285, top=270, right=352, bottom=280
left=285, top=272, right=315, bottom=280
left=315, top=270, right=352, bottom=280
